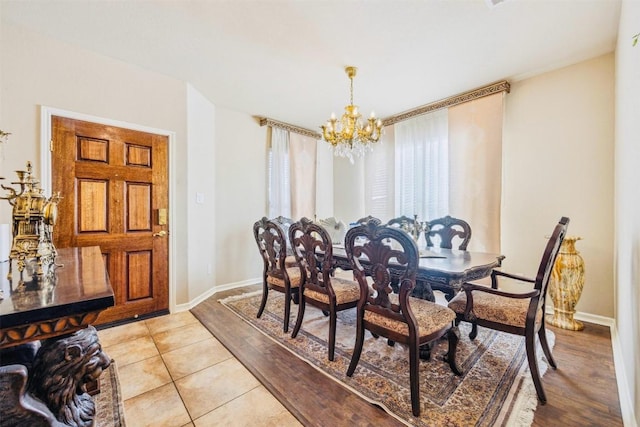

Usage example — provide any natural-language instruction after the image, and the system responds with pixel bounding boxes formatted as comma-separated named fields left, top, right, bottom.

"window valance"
left=382, top=80, right=510, bottom=127
left=259, top=117, right=321, bottom=140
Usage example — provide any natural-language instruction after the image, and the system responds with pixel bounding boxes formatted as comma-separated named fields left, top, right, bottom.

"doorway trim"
left=40, top=105, right=177, bottom=314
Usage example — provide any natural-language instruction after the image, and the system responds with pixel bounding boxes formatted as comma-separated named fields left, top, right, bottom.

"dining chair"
left=354, top=215, right=380, bottom=225
left=253, top=217, right=301, bottom=333
left=386, top=215, right=416, bottom=228
left=425, top=215, right=472, bottom=250
left=289, top=217, right=360, bottom=361
left=447, top=216, right=569, bottom=405
left=387, top=214, right=420, bottom=230
left=344, top=218, right=461, bottom=417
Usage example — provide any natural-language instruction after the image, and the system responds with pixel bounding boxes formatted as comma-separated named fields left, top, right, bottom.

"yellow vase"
left=547, top=236, right=585, bottom=330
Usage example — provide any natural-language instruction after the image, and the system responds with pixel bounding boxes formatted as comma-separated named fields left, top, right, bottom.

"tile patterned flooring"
left=97, top=311, right=302, bottom=427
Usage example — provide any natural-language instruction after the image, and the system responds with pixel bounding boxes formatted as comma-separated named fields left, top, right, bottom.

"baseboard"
left=545, top=307, right=614, bottom=327
left=174, top=277, right=261, bottom=312
left=573, top=311, right=615, bottom=327
left=610, top=323, right=638, bottom=427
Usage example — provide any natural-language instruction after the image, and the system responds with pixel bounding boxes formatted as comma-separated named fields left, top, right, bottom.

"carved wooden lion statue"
left=26, top=326, right=112, bottom=427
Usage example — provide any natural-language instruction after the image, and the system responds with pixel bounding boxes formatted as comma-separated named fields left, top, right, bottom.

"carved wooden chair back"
left=354, top=215, right=380, bottom=225
left=425, top=215, right=472, bottom=250
left=271, top=215, right=295, bottom=255
left=386, top=215, right=415, bottom=228
left=253, top=217, right=300, bottom=333
left=387, top=215, right=424, bottom=241
left=289, top=217, right=334, bottom=292
left=447, top=216, right=569, bottom=405
left=344, top=218, right=460, bottom=416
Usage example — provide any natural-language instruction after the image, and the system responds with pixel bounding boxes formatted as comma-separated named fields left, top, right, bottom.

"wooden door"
left=51, top=116, right=169, bottom=325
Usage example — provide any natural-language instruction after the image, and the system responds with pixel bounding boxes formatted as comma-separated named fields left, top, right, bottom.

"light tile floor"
left=97, top=311, right=302, bottom=427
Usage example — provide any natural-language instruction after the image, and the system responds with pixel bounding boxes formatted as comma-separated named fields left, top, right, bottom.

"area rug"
left=221, top=291, right=554, bottom=427
left=95, top=360, right=126, bottom=427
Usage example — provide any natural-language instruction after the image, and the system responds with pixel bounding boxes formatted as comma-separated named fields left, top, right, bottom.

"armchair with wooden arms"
left=253, top=217, right=302, bottom=333
left=345, top=218, right=461, bottom=417
left=447, top=216, right=569, bottom=404
left=289, top=218, right=360, bottom=361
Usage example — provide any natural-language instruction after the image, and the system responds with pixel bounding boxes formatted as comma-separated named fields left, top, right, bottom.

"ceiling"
left=2, top=0, right=621, bottom=132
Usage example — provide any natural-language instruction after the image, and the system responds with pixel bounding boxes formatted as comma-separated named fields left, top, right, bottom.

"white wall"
left=503, top=53, right=615, bottom=319
left=0, top=21, right=191, bottom=303
left=615, top=1, right=640, bottom=424
left=213, top=110, right=267, bottom=287
left=186, top=84, right=217, bottom=301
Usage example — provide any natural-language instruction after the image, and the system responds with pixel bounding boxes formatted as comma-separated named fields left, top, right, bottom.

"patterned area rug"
left=221, top=291, right=554, bottom=427
left=95, top=361, right=126, bottom=427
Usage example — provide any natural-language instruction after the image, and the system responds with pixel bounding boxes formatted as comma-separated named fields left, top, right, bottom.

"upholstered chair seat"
left=304, top=276, right=360, bottom=305
left=284, top=255, right=298, bottom=268
left=366, top=293, right=456, bottom=337
left=448, top=291, right=543, bottom=329
left=266, top=267, right=302, bottom=288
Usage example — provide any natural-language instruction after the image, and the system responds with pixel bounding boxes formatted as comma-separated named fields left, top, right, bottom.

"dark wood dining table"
left=330, top=245, right=505, bottom=302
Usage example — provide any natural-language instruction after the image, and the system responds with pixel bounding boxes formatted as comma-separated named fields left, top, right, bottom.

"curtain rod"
left=259, top=80, right=509, bottom=135
left=259, top=117, right=321, bottom=139
left=381, top=80, right=510, bottom=126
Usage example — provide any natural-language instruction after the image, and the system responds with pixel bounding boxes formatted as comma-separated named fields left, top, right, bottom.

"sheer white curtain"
left=267, top=127, right=318, bottom=220
left=364, top=126, right=395, bottom=222
left=268, top=127, right=291, bottom=218
left=394, top=109, right=449, bottom=221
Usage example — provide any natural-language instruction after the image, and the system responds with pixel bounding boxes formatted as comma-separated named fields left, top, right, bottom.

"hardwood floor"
left=191, top=285, right=623, bottom=427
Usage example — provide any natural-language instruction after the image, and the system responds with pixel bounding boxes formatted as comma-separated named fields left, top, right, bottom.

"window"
left=363, top=93, right=504, bottom=252
left=267, top=127, right=317, bottom=219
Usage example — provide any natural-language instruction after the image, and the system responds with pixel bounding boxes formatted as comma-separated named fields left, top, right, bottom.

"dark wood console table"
left=0, top=246, right=115, bottom=427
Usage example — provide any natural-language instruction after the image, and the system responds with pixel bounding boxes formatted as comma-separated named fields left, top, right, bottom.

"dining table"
left=330, top=244, right=505, bottom=302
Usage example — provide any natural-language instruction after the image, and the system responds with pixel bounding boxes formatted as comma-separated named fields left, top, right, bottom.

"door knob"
left=153, top=230, right=168, bottom=237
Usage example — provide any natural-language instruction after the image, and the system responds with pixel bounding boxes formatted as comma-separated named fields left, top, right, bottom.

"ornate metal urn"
left=1, top=161, right=61, bottom=289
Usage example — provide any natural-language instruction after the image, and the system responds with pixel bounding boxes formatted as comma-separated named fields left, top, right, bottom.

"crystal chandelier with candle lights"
left=320, top=66, right=383, bottom=163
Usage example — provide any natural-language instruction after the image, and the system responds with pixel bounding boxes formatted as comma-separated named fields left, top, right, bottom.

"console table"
left=0, top=246, right=115, bottom=427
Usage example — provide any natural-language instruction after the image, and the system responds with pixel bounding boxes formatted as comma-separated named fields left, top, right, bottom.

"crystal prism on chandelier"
left=320, top=66, right=383, bottom=163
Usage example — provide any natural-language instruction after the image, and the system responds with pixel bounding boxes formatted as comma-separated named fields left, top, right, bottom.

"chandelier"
left=320, top=66, right=383, bottom=163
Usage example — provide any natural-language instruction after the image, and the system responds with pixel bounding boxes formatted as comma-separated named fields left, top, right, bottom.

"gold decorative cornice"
left=382, top=80, right=510, bottom=126
left=259, top=117, right=321, bottom=139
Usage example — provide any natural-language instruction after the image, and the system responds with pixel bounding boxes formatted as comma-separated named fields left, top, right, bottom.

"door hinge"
left=49, top=139, right=54, bottom=152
